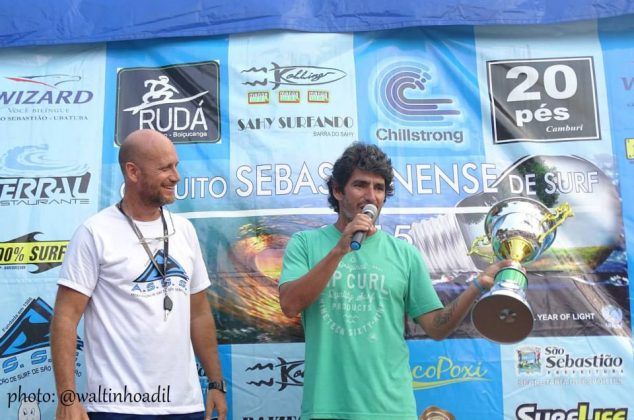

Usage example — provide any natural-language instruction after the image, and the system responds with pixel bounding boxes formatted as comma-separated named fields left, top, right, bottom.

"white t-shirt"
left=58, top=205, right=210, bottom=414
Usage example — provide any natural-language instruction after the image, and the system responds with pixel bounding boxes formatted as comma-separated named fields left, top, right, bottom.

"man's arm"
left=278, top=214, right=375, bottom=318
left=190, top=291, right=227, bottom=420
left=416, top=260, right=515, bottom=340
left=50, top=285, right=90, bottom=420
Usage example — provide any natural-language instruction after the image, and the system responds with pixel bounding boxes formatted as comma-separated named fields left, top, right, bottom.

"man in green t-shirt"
left=278, top=143, right=512, bottom=420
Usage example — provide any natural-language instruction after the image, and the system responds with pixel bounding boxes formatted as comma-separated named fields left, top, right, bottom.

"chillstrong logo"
left=376, top=61, right=460, bottom=126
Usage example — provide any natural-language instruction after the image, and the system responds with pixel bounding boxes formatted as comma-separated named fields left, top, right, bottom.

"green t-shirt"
left=279, top=225, right=443, bottom=420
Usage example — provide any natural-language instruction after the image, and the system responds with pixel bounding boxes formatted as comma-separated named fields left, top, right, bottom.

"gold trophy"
left=468, top=197, right=573, bottom=343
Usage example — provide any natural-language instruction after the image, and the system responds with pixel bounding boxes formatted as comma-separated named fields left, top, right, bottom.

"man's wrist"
left=207, top=379, right=227, bottom=393
left=468, top=274, right=488, bottom=294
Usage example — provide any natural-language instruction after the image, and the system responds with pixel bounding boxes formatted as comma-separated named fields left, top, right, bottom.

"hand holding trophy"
left=468, top=197, right=573, bottom=343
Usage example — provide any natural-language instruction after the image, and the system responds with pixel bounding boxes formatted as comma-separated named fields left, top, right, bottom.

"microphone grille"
left=362, top=203, right=378, bottom=219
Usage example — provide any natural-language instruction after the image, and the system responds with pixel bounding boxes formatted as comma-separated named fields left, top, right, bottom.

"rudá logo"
left=115, top=61, right=220, bottom=144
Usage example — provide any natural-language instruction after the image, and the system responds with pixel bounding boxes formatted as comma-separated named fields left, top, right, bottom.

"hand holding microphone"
left=350, top=204, right=379, bottom=251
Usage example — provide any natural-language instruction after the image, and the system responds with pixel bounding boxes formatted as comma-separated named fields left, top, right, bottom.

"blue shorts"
left=88, top=412, right=206, bottom=420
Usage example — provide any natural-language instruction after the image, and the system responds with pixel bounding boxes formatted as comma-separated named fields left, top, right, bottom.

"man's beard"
left=141, top=188, right=175, bottom=208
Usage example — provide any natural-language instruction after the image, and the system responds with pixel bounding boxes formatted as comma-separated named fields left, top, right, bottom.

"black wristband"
left=208, top=380, right=227, bottom=393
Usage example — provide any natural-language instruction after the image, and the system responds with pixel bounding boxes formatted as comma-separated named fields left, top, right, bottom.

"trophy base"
left=472, top=289, right=534, bottom=344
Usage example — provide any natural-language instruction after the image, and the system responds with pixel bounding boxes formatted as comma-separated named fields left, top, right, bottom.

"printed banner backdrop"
left=0, top=44, right=105, bottom=419
left=0, top=16, right=633, bottom=420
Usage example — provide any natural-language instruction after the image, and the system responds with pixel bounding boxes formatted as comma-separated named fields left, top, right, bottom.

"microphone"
left=350, top=204, right=379, bottom=251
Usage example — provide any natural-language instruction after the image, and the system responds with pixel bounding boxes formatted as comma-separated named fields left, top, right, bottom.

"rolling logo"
left=245, top=357, right=304, bottom=391
left=241, top=63, right=346, bottom=90
left=0, top=298, right=83, bottom=377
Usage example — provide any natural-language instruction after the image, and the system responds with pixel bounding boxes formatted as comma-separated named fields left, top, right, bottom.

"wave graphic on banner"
left=0, top=144, right=89, bottom=177
left=0, top=298, right=83, bottom=358
left=377, top=61, right=460, bottom=126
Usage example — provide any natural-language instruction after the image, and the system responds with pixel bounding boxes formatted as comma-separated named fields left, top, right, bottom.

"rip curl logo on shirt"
left=130, top=250, right=190, bottom=296
left=320, top=261, right=389, bottom=339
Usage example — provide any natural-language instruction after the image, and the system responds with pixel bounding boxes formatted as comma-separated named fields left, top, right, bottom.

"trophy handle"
left=537, top=203, right=574, bottom=244
left=468, top=234, right=494, bottom=262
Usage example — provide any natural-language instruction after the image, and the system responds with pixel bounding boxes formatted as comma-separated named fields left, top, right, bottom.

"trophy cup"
left=468, top=197, right=573, bottom=343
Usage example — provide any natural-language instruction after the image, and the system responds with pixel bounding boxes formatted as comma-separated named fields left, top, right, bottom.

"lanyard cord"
left=116, top=201, right=174, bottom=320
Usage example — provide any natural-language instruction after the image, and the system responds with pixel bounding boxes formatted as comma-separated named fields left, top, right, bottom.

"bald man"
left=51, top=130, right=227, bottom=420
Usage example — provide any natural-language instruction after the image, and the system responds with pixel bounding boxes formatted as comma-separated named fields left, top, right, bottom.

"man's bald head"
left=117, top=129, right=180, bottom=211
left=118, top=129, right=173, bottom=175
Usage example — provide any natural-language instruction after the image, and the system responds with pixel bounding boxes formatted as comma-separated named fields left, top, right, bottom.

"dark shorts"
left=88, top=412, right=205, bottom=420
